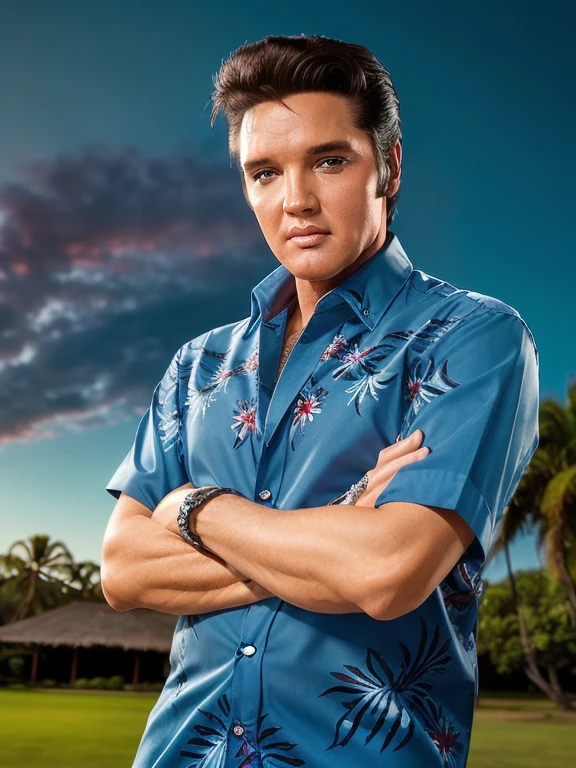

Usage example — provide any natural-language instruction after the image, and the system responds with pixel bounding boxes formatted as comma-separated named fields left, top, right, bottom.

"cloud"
left=0, top=145, right=271, bottom=444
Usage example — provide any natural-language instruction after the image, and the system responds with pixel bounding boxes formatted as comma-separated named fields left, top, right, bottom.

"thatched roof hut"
left=0, top=601, right=177, bottom=684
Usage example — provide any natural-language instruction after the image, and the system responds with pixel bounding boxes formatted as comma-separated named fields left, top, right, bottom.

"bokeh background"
left=0, top=1, right=574, bottom=581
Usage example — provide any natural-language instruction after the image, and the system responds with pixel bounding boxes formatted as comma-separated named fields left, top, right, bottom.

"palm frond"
left=540, top=466, right=576, bottom=526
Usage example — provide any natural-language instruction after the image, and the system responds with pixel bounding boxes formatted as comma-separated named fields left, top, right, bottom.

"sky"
left=0, top=1, right=574, bottom=583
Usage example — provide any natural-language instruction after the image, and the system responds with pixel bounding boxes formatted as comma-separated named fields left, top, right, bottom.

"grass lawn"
left=470, top=697, right=576, bottom=767
left=0, top=689, right=152, bottom=767
left=0, top=689, right=574, bottom=767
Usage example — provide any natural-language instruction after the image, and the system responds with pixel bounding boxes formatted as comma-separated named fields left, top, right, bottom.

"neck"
left=286, top=300, right=303, bottom=336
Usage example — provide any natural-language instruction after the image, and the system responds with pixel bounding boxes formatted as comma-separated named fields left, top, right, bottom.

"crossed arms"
left=101, top=455, right=475, bottom=622
left=102, top=308, right=537, bottom=621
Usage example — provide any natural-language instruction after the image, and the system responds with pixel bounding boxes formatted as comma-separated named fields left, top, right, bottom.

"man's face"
left=239, top=91, right=400, bottom=287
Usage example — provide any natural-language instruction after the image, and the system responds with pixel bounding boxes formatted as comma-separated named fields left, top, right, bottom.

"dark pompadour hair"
left=210, top=34, right=402, bottom=225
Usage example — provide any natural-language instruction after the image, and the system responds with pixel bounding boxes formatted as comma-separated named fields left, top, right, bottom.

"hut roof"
left=0, top=601, right=177, bottom=652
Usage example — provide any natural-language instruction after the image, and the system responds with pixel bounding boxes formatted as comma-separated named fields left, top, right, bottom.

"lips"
left=287, top=226, right=330, bottom=239
left=287, top=225, right=330, bottom=248
left=290, top=232, right=329, bottom=247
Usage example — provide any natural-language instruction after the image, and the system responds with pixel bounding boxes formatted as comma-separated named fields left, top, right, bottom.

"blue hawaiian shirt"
left=106, top=230, right=539, bottom=767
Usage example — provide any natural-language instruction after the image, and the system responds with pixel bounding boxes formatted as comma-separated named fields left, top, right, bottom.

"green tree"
left=478, top=569, right=576, bottom=710
left=2, top=535, right=74, bottom=622
left=63, top=560, right=103, bottom=600
left=492, top=380, right=576, bottom=615
left=0, top=553, right=28, bottom=624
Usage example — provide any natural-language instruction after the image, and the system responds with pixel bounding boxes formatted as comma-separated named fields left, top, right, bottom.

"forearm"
left=195, top=495, right=383, bottom=613
left=150, top=488, right=365, bottom=614
left=239, top=566, right=364, bottom=614
left=133, top=574, right=272, bottom=617
left=101, top=512, right=267, bottom=614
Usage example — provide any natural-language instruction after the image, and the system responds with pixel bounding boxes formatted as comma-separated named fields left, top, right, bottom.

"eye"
left=318, top=157, right=348, bottom=169
left=251, top=157, right=349, bottom=183
left=252, top=169, right=275, bottom=182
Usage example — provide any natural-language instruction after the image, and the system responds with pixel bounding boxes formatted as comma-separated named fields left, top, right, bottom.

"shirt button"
left=362, top=308, right=370, bottom=316
left=258, top=489, right=272, bottom=501
left=233, top=725, right=244, bottom=736
left=242, top=644, right=257, bottom=657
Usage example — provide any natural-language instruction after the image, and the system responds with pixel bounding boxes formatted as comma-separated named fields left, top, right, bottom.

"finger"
left=379, top=430, right=423, bottom=456
left=375, top=445, right=430, bottom=479
left=376, top=431, right=424, bottom=464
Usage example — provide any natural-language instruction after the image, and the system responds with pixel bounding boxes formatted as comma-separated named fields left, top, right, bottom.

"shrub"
left=7, top=657, right=24, bottom=677
left=73, top=678, right=90, bottom=689
left=88, top=676, right=107, bottom=689
left=104, top=675, right=125, bottom=690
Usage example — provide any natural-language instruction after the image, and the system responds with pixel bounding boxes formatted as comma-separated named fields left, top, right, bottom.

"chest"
left=275, top=327, right=303, bottom=383
left=179, top=319, right=420, bottom=503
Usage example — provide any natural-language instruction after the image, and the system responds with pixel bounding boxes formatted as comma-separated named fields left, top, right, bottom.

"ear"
left=386, top=140, right=402, bottom=198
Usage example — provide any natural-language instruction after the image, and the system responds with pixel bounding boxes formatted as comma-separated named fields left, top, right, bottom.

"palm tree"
left=5, top=535, right=74, bottom=622
left=492, top=379, right=576, bottom=616
left=485, top=380, right=576, bottom=709
left=537, top=383, right=576, bottom=612
left=63, top=560, right=103, bottom=600
left=0, top=553, right=28, bottom=624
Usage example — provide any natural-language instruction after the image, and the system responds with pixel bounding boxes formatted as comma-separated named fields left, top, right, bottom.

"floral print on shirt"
left=399, top=355, right=460, bottom=436
left=235, top=712, right=306, bottom=767
left=185, top=348, right=259, bottom=418
left=316, top=317, right=462, bottom=417
left=425, top=703, right=466, bottom=768
left=179, top=693, right=305, bottom=768
left=156, top=361, right=182, bottom=453
left=285, top=316, right=463, bottom=450
left=231, top=397, right=262, bottom=449
left=289, top=380, right=329, bottom=450
left=180, top=693, right=230, bottom=766
left=318, top=619, right=459, bottom=761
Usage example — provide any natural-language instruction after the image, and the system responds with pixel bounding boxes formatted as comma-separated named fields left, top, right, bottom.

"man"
left=102, top=34, right=539, bottom=767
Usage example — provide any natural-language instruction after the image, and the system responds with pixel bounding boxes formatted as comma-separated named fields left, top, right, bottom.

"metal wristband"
left=177, top=486, right=245, bottom=554
left=327, top=473, right=369, bottom=506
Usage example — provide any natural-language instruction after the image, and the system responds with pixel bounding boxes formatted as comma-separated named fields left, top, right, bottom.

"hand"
left=354, top=430, right=429, bottom=508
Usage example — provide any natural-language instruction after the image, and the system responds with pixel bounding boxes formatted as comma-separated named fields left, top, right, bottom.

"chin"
left=286, top=262, right=348, bottom=283
left=278, top=242, right=344, bottom=271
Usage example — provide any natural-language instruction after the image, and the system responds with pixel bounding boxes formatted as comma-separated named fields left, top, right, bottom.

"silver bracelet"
left=327, top=473, right=369, bottom=506
left=177, top=486, right=245, bottom=554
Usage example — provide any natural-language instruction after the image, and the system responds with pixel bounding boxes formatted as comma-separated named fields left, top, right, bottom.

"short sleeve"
left=374, top=306, right=539, bottom=561
left=106, top=348, right=189, bottom=510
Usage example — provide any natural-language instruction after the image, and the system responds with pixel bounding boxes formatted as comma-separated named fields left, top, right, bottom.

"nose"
left=282, top=171, right=319, bottom=216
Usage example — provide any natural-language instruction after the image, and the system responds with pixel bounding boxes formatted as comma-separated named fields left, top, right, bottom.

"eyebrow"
left=241, top=140, right=358, bottom=173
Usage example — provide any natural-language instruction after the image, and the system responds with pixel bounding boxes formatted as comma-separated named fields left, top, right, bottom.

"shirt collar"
left=244, top=230, right=413, bottom=336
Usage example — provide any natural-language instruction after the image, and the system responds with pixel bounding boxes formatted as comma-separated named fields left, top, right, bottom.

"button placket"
left=227, top=599, right=283, bottom=734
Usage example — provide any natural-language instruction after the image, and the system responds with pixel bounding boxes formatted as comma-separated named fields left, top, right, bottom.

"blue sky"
left=0, top=1, right=573, bottom=583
